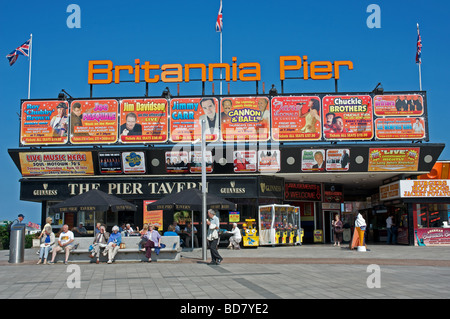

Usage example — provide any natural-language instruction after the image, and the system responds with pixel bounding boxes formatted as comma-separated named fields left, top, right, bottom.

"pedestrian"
left=89, top=225, right=109, bottom=264
left=386, top=214, right=397, bottom=244
left=142, top=224, right=161, bottom=262
left=332, top=214, right=343, bottom=247
left=48, top=224, right=74, bottom=265
left=226, top=223, right=241, bottom=250
left=103, top=225, right=122, bottom=264
left=11, top=214, right=25, bottom=227
left=37, top=225, right=55, bottom=264
left=206, top=209, right=222, bottom=265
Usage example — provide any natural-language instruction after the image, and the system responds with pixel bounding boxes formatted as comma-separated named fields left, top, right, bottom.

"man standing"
left=206, top=209, right=222, bottom=265
left=386, top=214, right=396, bottom=245
left=49, top=224, right=74, bottom=265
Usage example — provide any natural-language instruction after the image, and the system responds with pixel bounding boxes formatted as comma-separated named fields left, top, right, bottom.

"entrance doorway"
left=324, top=210, right=340, bottom=243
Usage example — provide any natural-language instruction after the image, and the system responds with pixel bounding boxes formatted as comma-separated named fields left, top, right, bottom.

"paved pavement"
left=1, top=244, right=449, bottom=301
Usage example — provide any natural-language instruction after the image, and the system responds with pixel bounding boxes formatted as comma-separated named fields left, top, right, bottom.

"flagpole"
left=417, top=23, right=422, bottom=91
left=219, top=0, right=223, bottom=96
left=28, top=33, right=32, bottom=99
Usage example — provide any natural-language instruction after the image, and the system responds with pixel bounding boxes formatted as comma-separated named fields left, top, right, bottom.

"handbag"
left=120, top=243, right=126, bottom=249
left=335, top=227, right=344, bottom=234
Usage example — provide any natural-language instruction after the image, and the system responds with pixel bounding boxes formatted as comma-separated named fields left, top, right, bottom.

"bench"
left=46, top=235, right=181, bottom=263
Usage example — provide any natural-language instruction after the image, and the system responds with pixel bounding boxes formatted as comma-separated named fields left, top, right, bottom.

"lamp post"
left=201, top=119, right=207, bottom=261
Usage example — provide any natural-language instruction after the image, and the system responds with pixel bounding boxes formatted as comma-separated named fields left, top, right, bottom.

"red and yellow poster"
left=368, top=148, right=420, bottom=172
left=221, top=97, right=270, bottom=142
left=322, top=95, right=373, bottom=140
left=143, top=200, right=163, bottom=229
left=170, top=97, right=219, bottom=142
left=19, top=151, right=94, bottom=176
left=20, top=100, right=69, bottom=145
left=375, top=117, right=426, bottom=140
left=271, top=96, right=321, bottom=141
left=69, top=100, right=119, bottom=144
left=373, top=94, right=424, bottom=116
left=119, top=99, right=168, bottom=143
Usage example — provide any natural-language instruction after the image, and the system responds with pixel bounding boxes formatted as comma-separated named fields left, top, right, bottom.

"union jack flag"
left=6, top=38, right=30, bottom=66
left=416, top=24, right=422, bottom=64
left=215, top=1, right=223, bottom=32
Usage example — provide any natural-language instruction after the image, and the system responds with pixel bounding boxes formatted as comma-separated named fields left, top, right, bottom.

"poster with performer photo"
left=326, top=149, right=350, bottom=171
left=189, top=151, right=213, bottom=173
left=170, top=98, right=219, bottom=143
left=301, top=149, right=326, bottom=172
left=375, top=117, right=426, bottom=140
left=221, top=97, right=270, bottom=142
left=373, top=94, right=424, bottom=116
left=69, top=100, right=119, bottom=144
left=20, top=100, right=69, bottom=145
left=233, top=151, right=257, bottom=173
left=322, top=95, right=373, bottom=140
left=165, top=151, right=189, bottom=173
left=119, top=99, right=168, bottom=144
left=99, top=152, right=122, bottom=174
left=258, top=150, right=281, bottom=173
left=271, top=96, right=321, bottom=141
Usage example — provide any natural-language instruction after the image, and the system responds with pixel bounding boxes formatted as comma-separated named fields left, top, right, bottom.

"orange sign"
left=221, top=97, right=270, bottom=142
left=70, top=100, right=119, bottom=144
left=19, top=151, right=94, bottom=176
left=119, top=98, right=168, bottom=143
left=373, top=94, right=424, bottom=116
left=20, top=100, right=69, bottom=145
left=143, top=200, right=163, bottom=229
left=271, top=96, right=321, bottom=141
left=368, top=148, right=420, bottom=172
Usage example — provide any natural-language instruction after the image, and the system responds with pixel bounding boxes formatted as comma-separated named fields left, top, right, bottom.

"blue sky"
left=1, top=0, right=449, bottom=224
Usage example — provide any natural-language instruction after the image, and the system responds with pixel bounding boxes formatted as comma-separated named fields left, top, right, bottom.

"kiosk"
left=258, top=205, right=302, bottom=246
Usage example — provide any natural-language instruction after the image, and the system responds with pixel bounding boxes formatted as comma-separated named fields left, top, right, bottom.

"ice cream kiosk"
left=258, top=205, right=302, bottom=246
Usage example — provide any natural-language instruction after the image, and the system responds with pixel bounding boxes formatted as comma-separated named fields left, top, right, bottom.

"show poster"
left=221, top=97, right=270, bottom=142
left=122, top=151, right=146, bottom=174
left=373, top=94, right=424, bottom=116
left=271, top=96, right=321, bottom=141
left=143, top=200, right=163, bottom=229
left=368, top=147, right=420, bottom=172
left=258, top=150, right=280, bottom=173
left=70, top=100, right=119, bottom=144
left=99, top=152, right=122, bottom=174
left=170, top=97, right=219, bottom=142
left=189, top=151, right=213, bottom=173
left=301, top=149, right=325, bottom=172
left=20, top=100, right=69, bottom=145
left=233, top=150, right=257, bottom=172
left=322, top=95, right=373, bottom=140
left=19, top=151, right=94, bottom=176
left=326, top=149, right=350, bottom=171
left=119, top=99, right=168, bottom=143
left=165, top=151, right=189, bottom=173
left=375, top=117, right=426, bottom=140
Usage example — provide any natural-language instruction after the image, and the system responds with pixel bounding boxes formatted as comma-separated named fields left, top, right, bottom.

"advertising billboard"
left=20, top=100, right=69, bottom=145
left=271, top=96, right=321, bottom=141
left=70, top=100, right=119, bottom=144
left=119, top=99, right=168, bottom=143
left=221, top=97, right=270, bottom=142
left=322, top=95, right=373, bottom=140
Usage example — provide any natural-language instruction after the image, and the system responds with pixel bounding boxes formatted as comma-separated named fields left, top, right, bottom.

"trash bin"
left=9, top=223, right=26, bottom=263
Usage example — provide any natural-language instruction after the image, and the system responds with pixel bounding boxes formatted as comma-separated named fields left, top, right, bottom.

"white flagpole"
left=219, top=0, right=223, bottom=96
left=28, top=33, right=33, bottom=99
left=417, top=23, right=422, bottom=91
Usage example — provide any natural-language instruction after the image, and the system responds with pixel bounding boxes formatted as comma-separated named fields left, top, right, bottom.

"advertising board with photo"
left=233, top=150, right=257, bottom=172
left=170, top=97, right=219, bottom=143
left=20, top=100, right=69, bottom=145
left=373, top=94, right=424, bottom=116
left=271, top=96, right=321, bottom=141
left=301, top=149, right=325, bottom=172
left=375, top=117, right=426, bottom=140
left=119, top=99, right=168, bottom=143
left=70, top=100, right=119, bottom=144
left=221, top=97, right=270, bottom=142
left=322, top=95, right=373, bottom=140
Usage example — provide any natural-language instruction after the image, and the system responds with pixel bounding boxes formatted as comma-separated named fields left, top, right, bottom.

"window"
left=416, top=203, right=450, bottom=228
